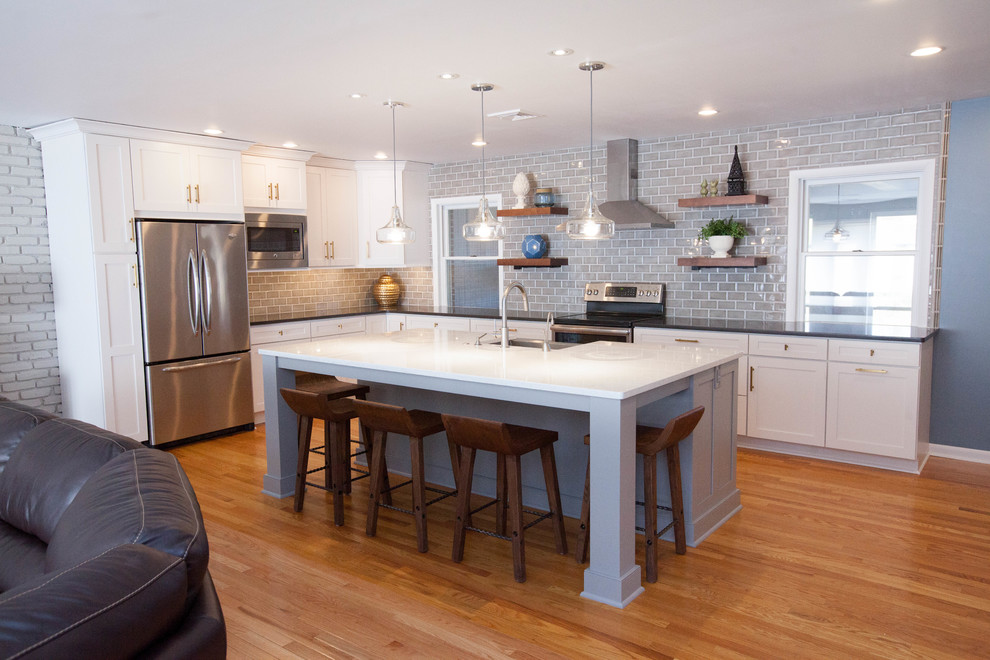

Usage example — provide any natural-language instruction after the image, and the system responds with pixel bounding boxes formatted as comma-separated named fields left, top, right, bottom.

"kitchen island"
left=260, top=329, right=741, bottom=608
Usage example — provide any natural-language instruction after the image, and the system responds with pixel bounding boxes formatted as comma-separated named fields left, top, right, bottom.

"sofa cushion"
left=0, top=543, right=188, bottom=660
left=46, top=448, right=209, bottom=609
left=0, top=398, right=55, bottom=476
left=0, top=418, right=143, bottom=543
left=0, top=519, right=47, bottom=593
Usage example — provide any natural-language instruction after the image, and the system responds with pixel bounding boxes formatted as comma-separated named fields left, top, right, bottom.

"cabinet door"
left=242, top=156, right=272, bottom=208
left=747, top=355, right=826, bottom=446
left=306, top=168, right=329, bottom=266
left=386, top=314, right=407, bottom=331
left=270, top=159, right=306, bottom=210
left=249, top=322, right=311, bottom=414
left=311, top=315, right=366, bottom=338
left=190, top=147, right=242, bottom=215
left=86, top=135, right=136, bottom=254
left=826, top=363, right=919, bottom=459
left=94, top=254, right=148, bottom=442
left=324, top=168, right=357, bottom=266
left=404, top=315, right=472, bottom=331
left=365, top=314, right=387, bottom=334
left=357, top=168, right=405, bottom=266
left=131, top=139, right=191, bottom=213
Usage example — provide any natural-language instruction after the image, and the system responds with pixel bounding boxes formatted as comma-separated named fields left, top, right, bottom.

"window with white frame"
left=786, top=160, right=935, bottom=327
left=431, top=195, right=504, bottom=308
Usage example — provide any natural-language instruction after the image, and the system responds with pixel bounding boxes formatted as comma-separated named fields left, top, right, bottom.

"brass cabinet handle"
left=268, top=183, right=273, bottom=200
left=399, top=322, right=404, bottom=330
left=675, top=338, right=699, bottom=343
left=131, top=263, right=138, bottom=288
left=750, top=366, right=755, bottom=392
left=433, top=322, right=439, bottom=328
left=186, top=184, right=192, bottom=203
left=128, top=218, right=135, bottom=242
left=856, top=368, right=888, bottom=374
left=194, top=184, right=200, bottom=203
left=274, top=183, right=279, bottom=200
left=870, top=349, right=875, bottom=357
left=329, top=241, right=334, bottom=259
left=324, top=241, right=329, bottom=260
left=366, top=241, right=370, bottom=258
left=784, top=343, right=789, bottom=351
left=278, top=330, right=283, bottom=336
left=337, top=323, right=342, bottom=329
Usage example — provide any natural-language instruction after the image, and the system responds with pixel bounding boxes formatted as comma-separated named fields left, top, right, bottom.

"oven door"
left=551, top=323, right=633, bottom=344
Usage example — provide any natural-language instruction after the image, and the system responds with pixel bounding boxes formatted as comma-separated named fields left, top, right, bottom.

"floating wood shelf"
left=677, top=194, right=769, bottom=208
left=497, top=258, right=569, bottom=269
left=496, top=207, right=568, bottom=217
left=678, top=256, right=768, bottom=270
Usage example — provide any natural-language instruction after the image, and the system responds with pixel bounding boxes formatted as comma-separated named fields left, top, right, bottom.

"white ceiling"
left=2, top=0, right=989, bottom=165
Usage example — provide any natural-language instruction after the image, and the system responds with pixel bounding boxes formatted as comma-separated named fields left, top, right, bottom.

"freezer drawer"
left=146, top=352, right=253, bottom=445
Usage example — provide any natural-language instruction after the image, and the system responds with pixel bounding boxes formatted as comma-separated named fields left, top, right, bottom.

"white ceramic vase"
left=708, top=235, right=735, bottom=258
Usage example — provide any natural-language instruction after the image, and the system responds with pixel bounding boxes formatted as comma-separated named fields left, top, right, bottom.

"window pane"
left=806, top=178, right=919, bottom=252
left=803, top=254, right=914, bottom=326
left=447, top=208, right=498, bottom=257
left=446, top=260, right=499, bottom=308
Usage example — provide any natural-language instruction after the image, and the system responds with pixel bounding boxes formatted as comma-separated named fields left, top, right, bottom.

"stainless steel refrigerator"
left=136, top=219, right=254, bottom=445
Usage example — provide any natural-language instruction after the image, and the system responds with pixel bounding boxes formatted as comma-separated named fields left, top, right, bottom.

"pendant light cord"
left=481, top=89, right=487, bottom=198
left=391, top=102, right=398, bottom=208
left=588, top=66, right=594, bottom=199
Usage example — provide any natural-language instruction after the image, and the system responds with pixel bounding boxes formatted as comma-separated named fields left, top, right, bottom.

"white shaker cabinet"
left=825, top=339, right=931, bottom=460
left=404, top=315, right=472, bottom=331
left=249, top=321, right=311, bottom=415
left=131, top=139, right=243, bottom=217
left=746, top=336, right=828, bottom=447
left=242, top=154, right=307, bottom=211
left=355, top=161, right=431, bottom=267
left=306, top=165, right=358, bottom=267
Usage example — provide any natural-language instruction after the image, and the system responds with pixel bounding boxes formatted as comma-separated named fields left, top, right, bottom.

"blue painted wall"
left=930, top=96, right=990, bottom=450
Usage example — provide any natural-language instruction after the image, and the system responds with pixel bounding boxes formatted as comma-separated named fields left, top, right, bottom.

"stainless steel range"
left=551, top=282, right=665, bottom=344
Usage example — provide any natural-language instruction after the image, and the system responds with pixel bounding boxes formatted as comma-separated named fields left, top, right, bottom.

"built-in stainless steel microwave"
left=244, top=213, right=307, bottom=270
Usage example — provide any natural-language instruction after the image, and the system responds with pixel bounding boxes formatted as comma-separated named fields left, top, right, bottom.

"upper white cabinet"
left=355, top=161, right=431, bottom=267
left=307, top=165, right=358, bottom=267
left=131, top=139, right=243, bottom=217
left=242, top=154, right=308, bottom=211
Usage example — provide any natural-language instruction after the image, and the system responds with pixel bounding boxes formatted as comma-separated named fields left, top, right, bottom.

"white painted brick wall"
left=0, top=126, right=59, bottom=410
left=430, top=105, right=946, bottom=321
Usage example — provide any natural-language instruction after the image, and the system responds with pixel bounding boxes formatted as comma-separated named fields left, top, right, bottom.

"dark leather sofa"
left=0, top=397, right=225, bottom=659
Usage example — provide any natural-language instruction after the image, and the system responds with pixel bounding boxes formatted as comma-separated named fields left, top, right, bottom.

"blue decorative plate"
left=522, top=234, right=548, bottom=259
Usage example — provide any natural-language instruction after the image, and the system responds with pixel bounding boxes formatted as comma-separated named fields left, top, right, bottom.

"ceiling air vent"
left=487, top=109, right=542, bottom=122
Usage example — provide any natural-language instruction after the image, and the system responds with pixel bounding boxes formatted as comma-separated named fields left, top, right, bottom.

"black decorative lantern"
left=726, top=145, right=746, bottom=196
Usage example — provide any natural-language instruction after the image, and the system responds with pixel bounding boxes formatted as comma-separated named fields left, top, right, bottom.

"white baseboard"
left=929, top=443, right=990, bottom=464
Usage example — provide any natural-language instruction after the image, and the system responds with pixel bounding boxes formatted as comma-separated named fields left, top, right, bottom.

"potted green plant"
left=698, top=216, right=747, bottom=258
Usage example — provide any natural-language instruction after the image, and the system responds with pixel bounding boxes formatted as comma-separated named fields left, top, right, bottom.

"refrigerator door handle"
left=161, top=356, right=242, bottom=373
left=186, top=249, right=201, bottom=335
left=200, top=249, right=213, bottom=335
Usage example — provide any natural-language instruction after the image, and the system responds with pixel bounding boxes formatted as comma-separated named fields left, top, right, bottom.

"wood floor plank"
left=168, top=427, right=990, bottom=659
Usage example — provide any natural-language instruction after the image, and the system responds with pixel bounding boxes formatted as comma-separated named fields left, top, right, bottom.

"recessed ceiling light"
left=548, top=48, right=573, bottom=57
left=438, top=72, right=459, bottom=80
left=910, top=46, right=943, bottom=57
left=282, top=142, right=298, bottom=149
left=349, top=93, right=366, bottom=99
left=203, top=128, right=223, bottom=135
left=374, top=151, right=388, bottom=160
left=698, top=108, right=718, bottom=117
left=472, top=139, right=487, bottom=147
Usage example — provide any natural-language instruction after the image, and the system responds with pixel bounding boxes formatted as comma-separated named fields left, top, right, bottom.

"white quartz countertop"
left=260, top=329, right=742, bottom=400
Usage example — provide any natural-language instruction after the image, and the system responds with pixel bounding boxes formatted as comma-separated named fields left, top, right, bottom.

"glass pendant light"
left=463, top=83, right=504, bottom=242
left=565, top=61, right=614, bottom=240
left=823, top=183, right=849, bottom=243
left=376, top=100, right=416, bottom=245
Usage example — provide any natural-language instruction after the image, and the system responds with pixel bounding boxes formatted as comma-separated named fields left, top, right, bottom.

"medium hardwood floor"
left=168, top=425, right=990, bottom=659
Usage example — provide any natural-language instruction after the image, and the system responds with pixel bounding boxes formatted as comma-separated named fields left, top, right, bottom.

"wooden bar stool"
left=575, top=406, right=704, bottom=583
left=441, top=414, right=568, bottom=583
left=280, top=387, right=367, bottom=526
left=352, top=400, right=457, bottom=553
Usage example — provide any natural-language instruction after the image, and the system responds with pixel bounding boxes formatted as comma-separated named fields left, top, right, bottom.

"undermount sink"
left=486, top=338, right=575, bottom=351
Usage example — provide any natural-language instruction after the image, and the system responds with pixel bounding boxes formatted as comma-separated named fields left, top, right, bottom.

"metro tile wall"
left=430, top=105, right=947, bottom=320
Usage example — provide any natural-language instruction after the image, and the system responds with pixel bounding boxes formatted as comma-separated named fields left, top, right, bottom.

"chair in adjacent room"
left=575, top=405, right=705, bottom=583
left=352, top=400, right=458, bottom=553
left=441, top=413, right=568, bottom=583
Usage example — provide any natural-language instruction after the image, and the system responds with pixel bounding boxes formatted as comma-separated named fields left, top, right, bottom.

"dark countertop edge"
left=252, top=308, right=937, bottom=342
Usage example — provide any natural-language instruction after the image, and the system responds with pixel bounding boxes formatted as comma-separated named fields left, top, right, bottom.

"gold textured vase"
left=373, top=273, right=401, bottom=307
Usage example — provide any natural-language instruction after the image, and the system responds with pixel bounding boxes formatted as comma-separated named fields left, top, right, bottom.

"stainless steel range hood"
left=597, top=138, right=673, bottom=230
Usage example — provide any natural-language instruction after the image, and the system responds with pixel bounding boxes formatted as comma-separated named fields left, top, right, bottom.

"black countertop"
left=252, top=306, right=937, bottom=342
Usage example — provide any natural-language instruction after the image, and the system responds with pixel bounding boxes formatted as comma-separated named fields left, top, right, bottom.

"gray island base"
left=261, top=329, right=741, bottom=608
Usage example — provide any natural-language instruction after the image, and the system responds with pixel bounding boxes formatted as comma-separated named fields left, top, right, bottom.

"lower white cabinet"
left=311, top=315, right=366, bottom=338
left=404, top=315, right=472, bottom=331
left=249, top=321, right=311, bottom=414
left=365, top=314, right=388, bottom=334
left=747, top=354, right=828, bottom=446
left=386, top=314, right=407, bottom=332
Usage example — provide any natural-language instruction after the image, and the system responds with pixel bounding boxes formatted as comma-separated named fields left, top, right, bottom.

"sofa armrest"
left=136, top=570, right=226, bottom=660
left=0, top=544, right=187, bottom=660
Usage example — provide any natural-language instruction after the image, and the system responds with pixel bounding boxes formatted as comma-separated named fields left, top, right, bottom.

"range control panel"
left=583, top=282, right=665, bottom=303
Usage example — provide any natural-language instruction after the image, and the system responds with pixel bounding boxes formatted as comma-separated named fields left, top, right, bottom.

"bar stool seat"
left=575, top=406, right=705, bottom=583
left=353, top=400, right=457, bottom=553
left=280, top=387, right=370, bottom=527
left=441, top=414, right=568, bottom=583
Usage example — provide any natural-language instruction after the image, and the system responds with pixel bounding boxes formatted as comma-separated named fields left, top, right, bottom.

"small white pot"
left=707, top=235, right=735, bottom=258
